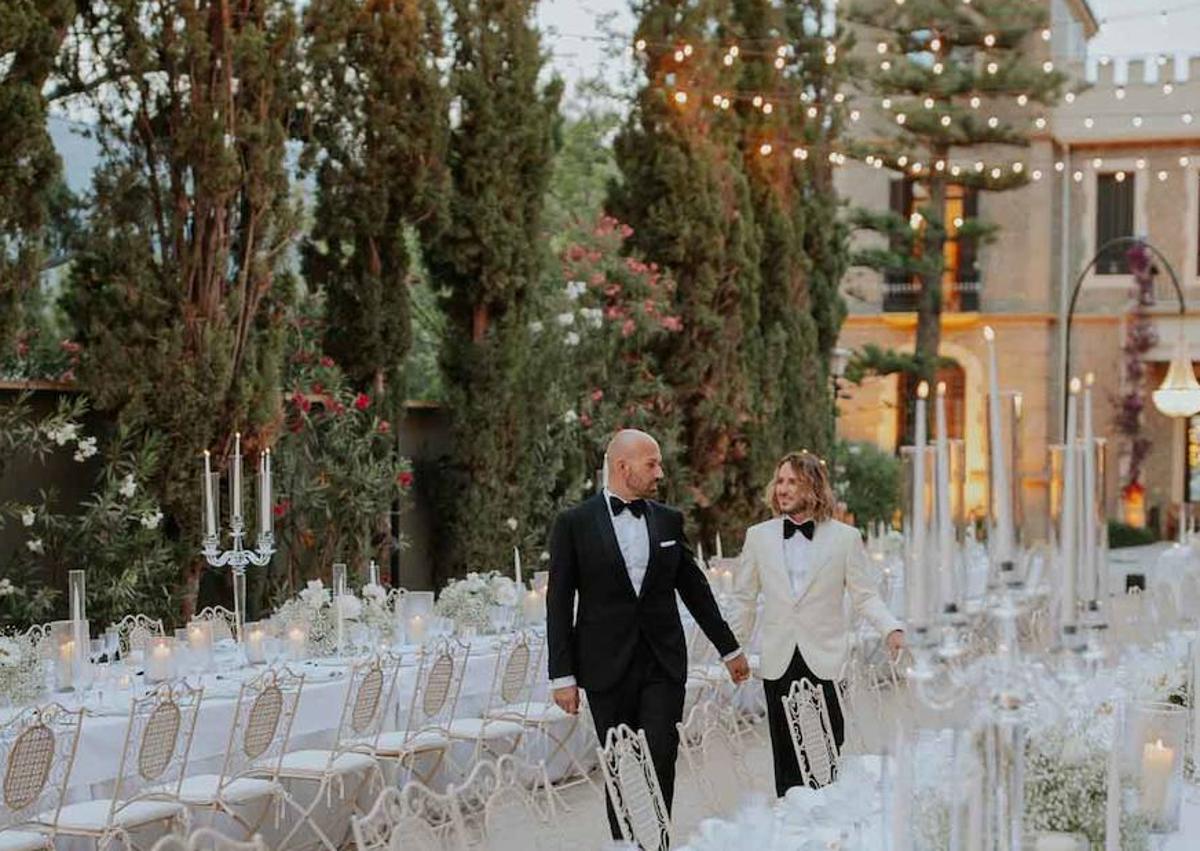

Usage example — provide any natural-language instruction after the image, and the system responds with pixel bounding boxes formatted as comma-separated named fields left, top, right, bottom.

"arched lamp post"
left=1064, top=237, right=1200, bottom=535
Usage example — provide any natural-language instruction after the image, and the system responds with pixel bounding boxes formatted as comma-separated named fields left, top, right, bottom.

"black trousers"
left=586, top=638, right=685, bottom=842
left=762, top=646, right=845, bottom=798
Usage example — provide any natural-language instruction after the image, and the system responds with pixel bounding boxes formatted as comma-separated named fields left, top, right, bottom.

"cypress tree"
left=425, top=0, right=562, bottom=581
left=301, top=0, right=449, bottom=396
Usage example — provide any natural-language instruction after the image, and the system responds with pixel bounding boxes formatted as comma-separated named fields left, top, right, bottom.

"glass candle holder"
left=521, top=589, right=544, bottom=625
left=244, top=621, right=267, bottom=664
left=1123, top=701, right=1186, bottom=832
left=406, top=614, right=428, bottom=646
left=285, top=624, right=307, bottom=661
left=51, top=620, right=86, bottom=692
left=186, top=620, right=214, bottom=671
left=145, top=636, right=175, bottom=683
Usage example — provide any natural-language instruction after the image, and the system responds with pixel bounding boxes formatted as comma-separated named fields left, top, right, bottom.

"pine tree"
left=300, top=0, right=449, bottom=396
left=0, top=0, right=76, bottom=354
left=841, top=0, right=1065, bottom=433
left=424, top=0, right=562, bottom=581
left=61, top=0, right=301, bottom=616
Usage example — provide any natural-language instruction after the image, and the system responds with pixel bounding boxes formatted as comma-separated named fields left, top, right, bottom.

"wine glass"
left=103, top=626, right=120, bottom=662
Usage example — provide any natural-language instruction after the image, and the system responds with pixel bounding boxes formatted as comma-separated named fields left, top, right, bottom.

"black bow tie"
left=609, top=495, right=647, bottom=519
left=784, top=518, right=815, bottom=541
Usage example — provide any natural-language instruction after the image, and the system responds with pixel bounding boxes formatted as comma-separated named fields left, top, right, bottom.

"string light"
left=924, top=98, right=935, bottom=109
left=1041, top=29, right=1051, bottom=41
left=1084, top=117, right=1095, bottom=128
left=941, top=115, right=952, bottom=126
left=674, top=91, right=688, bottom=105
left=1073, top=171, right=1083, bottom=182
left=1184, top=113, right=1195, bottom=125
left=984, top=34, right=997, bottom=47
left=1017, top=94, right=1029, bottom=106
left=759, top=143, right=773, bottom=156
left=1115, top=171, right=1126, bottom=182
left=988, top=116, right=1000, bottom=128
left=1115, top=87, right=1125, bottom=100
left=896, top=113, right=907, bottom=125
left=1065, top=92, right=1076, bottom=104
left=933, top=63, right=944, bottom=75
left=1164, top=83, right=1174, bottom=95
left=1042, top=61, right=1054, bottom=73
left=792, top=147, right=808, bottom=160
left=1092, top=157, right=1103, bottom=168
left=987, top=62, right=999, bottom=75
left=762, top=102, right=773, bottom=115
left=877, top=42, right=888, bottom=54
left=1035, top=117, right=1047, bottom=129
left=1055, top=161, right=1065, bottom=172
left=1182, top=156, right=1191, bottom=167
left=1136, top=158, right=1146, bottom=169
left=970, top=97, right=981, bottom=109
left=1159, top=171, right=1169, bottom=181
left=1032, top=169, right=1043, bottom=180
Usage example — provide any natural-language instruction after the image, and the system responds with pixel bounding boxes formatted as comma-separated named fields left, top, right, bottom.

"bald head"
left=605, top=429, right=663, bottom=500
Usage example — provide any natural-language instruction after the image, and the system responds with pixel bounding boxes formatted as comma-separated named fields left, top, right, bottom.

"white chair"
left=450, top=756, right=562, bottom=851
left=595, top=725, right=670, bottom=851
left=148, top=827, right=267, bottom=851
left=781, top=677, right=841, bottom=788
left=351, top=780, right=466, bottom=851
left=176, top=667, right=304, bottom=837
left=271, top=653, right=401, bottom=851
left=112, top=614, right=166, bottom=660
left=374, top=638, right=469, bottom=786
left=192, top=607, right=237, bottom=643
left=1, top=702, right=84, bottom=851
left=675, top=701, right=756, bottom=817
left=42, top=682, right=202, bottom=849
left=448, top=631, right=537, bottom=764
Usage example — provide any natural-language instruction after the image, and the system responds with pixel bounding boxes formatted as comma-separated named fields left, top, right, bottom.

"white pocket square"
left=660, top=540, right=677, bottom=548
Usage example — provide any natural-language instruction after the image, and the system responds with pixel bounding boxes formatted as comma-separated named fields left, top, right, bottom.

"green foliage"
left=544, top=110, right=623, bottom=238
left=1107, top=520, right=1158, bottom=550
left=832, top=440, right=902, bottom=529
left=0, top=0, right=75, bottom=355
left=423, top=0, right=563, bottom=581
left=267, top=304, right=412, bottom=605
left=300, top=0, right=449, bottom=396
left=0, top=395, right=182, bottom=630
left=60, top=0, right=302, bottom=616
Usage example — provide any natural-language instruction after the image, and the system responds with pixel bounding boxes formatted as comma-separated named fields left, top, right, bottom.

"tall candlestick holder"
left=201, top=438, right=274, bottom=646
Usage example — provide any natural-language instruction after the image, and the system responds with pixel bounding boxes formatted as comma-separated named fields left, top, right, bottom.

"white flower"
left=300, top=579, right=330, bottom=610
left=45, top=422, right=80, bottom=446
left=139, top=510, right=163, bottom=530
left=0, top=578, right=16, bottom=597
left=563, top=331, right=581, bottom=347
left=337, top=594, right=363, bottom=620
left=563, top=409, right=578, bottom=424
left=540, top=551, right=550, bottom=562
left=555, top=311, right=575, bottom=327
left=505, top=517, right=519, bottom=532
left=528, top=320, right=544, bottom=335
left=25, top=538, right=44, bottom=555
left=565, top=280, right=587, bottom=300
left=73, top=436, right=98, bottom=462
left=119, top=473, right=138, bottom=499
left=362, top=583, right=387, bottom=602
left=20, top=508, right=35, bottom=527
left=490, top=575, right=518, bottom=606
left=581, top=307, right=604, bottom=329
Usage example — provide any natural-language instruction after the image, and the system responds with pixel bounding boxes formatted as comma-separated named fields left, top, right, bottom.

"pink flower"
left=619, top=223, right=634, bottom=238
left=397, top=471, right=414, bottom=488
left=580, top=413, right=593, bottom=428
left=354, top=393, right=370, bottom=411
left=319, top=356, right=334, bottom=368
left=567, top=244, right=587, bottom=262
left=291, top=391, right=311, bottom=413
left=273, top=500, right=290, bottom=518
left=621, top=319, right=636, bottom=338
left=377, top=420, right=391, bottom=434
left=60, top=339, right=82, bottom=354
left=591, top=389, right=604, bottom=403
left=660, top=316, right=684, bottom=333
left=643, top=299, right=657, bottom=316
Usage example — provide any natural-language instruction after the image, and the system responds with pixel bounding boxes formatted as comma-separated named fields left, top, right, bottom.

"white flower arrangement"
left=359, top=583, right=394, bottom=639
left=72, top=436, right=98, bottom=462
left=435, top=571, right=518, bottom=631
left=580, top=307, right=604, bottom=329
left=0, top=634, right=45, bottom=706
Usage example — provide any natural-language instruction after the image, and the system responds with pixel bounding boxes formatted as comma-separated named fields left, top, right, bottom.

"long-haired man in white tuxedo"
left=731, top=450, right=904, bottom=797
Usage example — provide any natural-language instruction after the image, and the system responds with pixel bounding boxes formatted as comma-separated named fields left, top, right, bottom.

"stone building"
left=834, top=0, right=1200, bottom=540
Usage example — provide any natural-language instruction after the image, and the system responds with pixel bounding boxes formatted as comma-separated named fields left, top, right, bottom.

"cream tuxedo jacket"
left=731, top=517, right=903, bottom=681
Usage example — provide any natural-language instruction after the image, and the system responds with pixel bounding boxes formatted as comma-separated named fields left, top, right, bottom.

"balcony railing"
left=881, top=279, right=981, bottom=313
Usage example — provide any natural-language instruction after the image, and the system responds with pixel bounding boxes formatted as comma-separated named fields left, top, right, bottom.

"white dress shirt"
left=783, top=517, right=815, bottom=597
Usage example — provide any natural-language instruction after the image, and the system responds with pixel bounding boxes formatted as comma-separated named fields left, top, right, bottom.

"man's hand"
left=886, top=629, right=905, bottom=660
left=553, top=685, right=580, bottom=715
left=725, top=653, right=750, bottom=685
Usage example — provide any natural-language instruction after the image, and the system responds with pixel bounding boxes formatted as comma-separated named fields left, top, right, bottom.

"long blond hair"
left=764, top=451, right=835, bottom=521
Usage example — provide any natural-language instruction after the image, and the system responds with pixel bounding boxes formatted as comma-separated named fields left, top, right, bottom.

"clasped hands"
left=552, top=652, right=751, bottom=716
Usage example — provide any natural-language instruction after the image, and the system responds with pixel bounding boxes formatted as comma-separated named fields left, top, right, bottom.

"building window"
left=1095, top=172, right=1135, bottom=275
left=886, top=179, right=980, bottom=309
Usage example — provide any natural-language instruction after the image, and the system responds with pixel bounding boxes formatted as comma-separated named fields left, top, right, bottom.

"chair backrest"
left=112, top=613, right=165, bottom=659
left=217, top=666, right=305, bottom=788
left=148, top=827, right=268, bottom=851
left=675, top=701, right=753, bottom=817
left=451, top=756, right=555, bottom=849
left=111, top=682, right=203, bottom=813
left=193, top=606, right=237, bottom=643
left=332, top=653, right=403, bottom=761
left=485, top=631, right=542, bottom=719
left=21, top=623, right=54, bottom=661
left=596, top=725, right=670, bottom=851
left=781, top=677, right=840, bottom=788
left=351, top=780, right=466, bottom=851
left=404, top=638, right=469, bottom=739
left=0, top=703, right=83, bottom=833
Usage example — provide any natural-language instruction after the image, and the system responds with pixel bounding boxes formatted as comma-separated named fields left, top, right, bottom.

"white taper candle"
left=983, top=326, right=1013, bottom=563
left=1061, top=378, right=1081, bottom=627
left=935, top=382, right=955, bottom=611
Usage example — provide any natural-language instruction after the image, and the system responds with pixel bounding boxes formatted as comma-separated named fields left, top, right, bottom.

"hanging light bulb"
left=752, top=95, right=763, bottom=108
left=1092, top=157, right=1103, bottom=168
left=1084, top=117, right=1095, bottom=128
left=930, top=38, right=942, bottom=52
left=1153, top=329, right=1200, bottom=418
left=1041, top=29, right=1051, bottom=42
left=1181, top=156, right=1192, bottom=167
left=1184, top=113, right=1195, bottom=125
left=988, top=116, right=1000, bottom=128
left=933, top=62, right=944, bottom=75
left=1065, top=92, right=1076, bottom=104
left=1159, top=171, right=1169, bottom=182
left=984, top=34, right=996, bottom=47
left=1032, top=169, right=1043, bottom=180
left=850, top=109, right=861, bottom=122
left=723, top=54, right=735, bottom=66
left=1035, top=117, right=1047, bottom=129
left=808, top=106, right=819, bottom=118
left=712, top=94, right=723, bottom=106
left=674, top=91, right=688, bottom=104
left=792, top=147, right=808, bottom=160
left=1132, top=115, right=1144, bottom=127
left=674, top=49, right=685, bottom=62
left=1017, top=94, right=1029, bottom=106
left=730, top=46, right=739, bottom=58
left=950, top=165, right=962, bottom=176
left=897, top=155, right=909, bottom=167
left=683, top=44, right=694, bottom=56
left=1136, top=158, right=1146, bottom=170
left=990, top=167, right=1002, bottom=178
left=987, top=62, right=999, bottom=75
left=1055, top=161, right=1065, bottom=172
left=762, top=102, right=774, bottom=115
left=774, top=57, right=785, bottom=69
left=759, top=143, right=773, bottom=156
left=1164, top=83, right=1175, bottom=95
left=1043, top=61, right=1054, bottom=73
left=635, top=38, right=646, bottom=51
left=882, top=98, right=893, bottom=110
left=877, top=42, right=889, bottom=54
left=896, top=113, right=907, bottom=125
left=1073, top=171, right=1083, bottom=182
left=941, top=115, right=952, bottom=127
left=1012, top=162, right=1024, bottom=173
left=924, top=97, right=935, bottom=109
left=970, top=96, right=981, bottom=109
left=1115, top=171, right=1126, bottom=182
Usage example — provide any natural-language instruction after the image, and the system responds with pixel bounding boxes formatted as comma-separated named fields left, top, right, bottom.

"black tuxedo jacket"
left=546, top=493, right=739, bottom=693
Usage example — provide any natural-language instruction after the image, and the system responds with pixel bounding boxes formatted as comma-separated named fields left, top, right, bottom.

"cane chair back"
left=332, top=652, right=402, bottom=761
left=0, top=703, right=83, bottom=834
left=781, top=677, right=840, bottom=788
left=404, top=638, right=469, bottom=740
left=676, top=701, right=754, bottom=817
left=596, top=725, right=670, bottom=851
left=149, top=827, right=268, bottom=851
left=111, top=682, right=203, bottom=810
left=217, top=666, right=304, bottom=787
